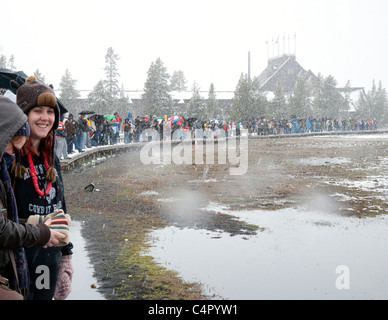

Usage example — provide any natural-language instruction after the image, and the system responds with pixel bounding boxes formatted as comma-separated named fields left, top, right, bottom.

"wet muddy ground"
left=63, top=133, right=388, bottom=299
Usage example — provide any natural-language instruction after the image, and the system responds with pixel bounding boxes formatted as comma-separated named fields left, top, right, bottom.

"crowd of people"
left=243, top=117, right=378, bottom=135
left=54, top=112, right=379, bottom=158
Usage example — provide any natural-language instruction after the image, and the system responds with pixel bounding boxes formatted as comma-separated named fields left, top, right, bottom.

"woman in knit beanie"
left=11, top=76, right=73, bottom=300
left=0, top=96, right=66, bottom=300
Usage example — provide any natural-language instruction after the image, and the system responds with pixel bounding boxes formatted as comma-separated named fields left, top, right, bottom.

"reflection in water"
left=147, top=207, right=388, bottom=300
left=67, top=220, right=105, bottom=300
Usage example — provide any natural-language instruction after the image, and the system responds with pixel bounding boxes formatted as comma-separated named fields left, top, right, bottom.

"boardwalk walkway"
left=60, top=129, right=388, bottom=171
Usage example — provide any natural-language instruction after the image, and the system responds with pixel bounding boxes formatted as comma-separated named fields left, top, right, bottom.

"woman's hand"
left=43, top=219, right=66, bottom=248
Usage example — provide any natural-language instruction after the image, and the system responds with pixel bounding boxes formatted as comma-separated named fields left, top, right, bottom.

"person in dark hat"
left=64, top=113, right=76, bottom=154
left=11, top=76, right=73, bottom=300
left=75, top=113, right=88, bottom=152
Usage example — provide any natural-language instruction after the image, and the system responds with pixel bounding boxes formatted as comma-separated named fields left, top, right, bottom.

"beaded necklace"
left=27, top=152, right=52, bottom=197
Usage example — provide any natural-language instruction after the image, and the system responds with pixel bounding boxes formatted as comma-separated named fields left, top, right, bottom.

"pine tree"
left=116, top=84, right=132, bottom=117
left=269, top=82, right=287, bottom=119
left=355, top=90, right=368, bottom=118
left=312, top=74, right=342, bottom=118
left=142, top=57, right=173, bottom=116
left=326, top=76, right=343, bottom=119
left=339, top=80, right=352, bottom=119
left=186, top=81, right=205, bottom=119
left=0, top=53, right=16, bottom=69
left=33, top=69, right=46, bottom=83
left=170, top=70, right=187, bottom=92
left=229, top=74, right=266, bottom=121
left=289, top=74, right=311, bottom=118
left=357, top=80, right=388, bottom=121
left=87, top=80, right=111, bottom=114
left=375, top=81, right=387, bottom=122
left=229, top=74, right=252, bottom=121
left=8, top=55, right=16, bottom=71
left=104, top=47, right=120, bottom=99
left=59, top=69, right=80, bottom=114
left=251, top=77, right=268, bottom=118
left=205, top=83, right=219, bottom=119
left=0, top=55, right=7, bottom=68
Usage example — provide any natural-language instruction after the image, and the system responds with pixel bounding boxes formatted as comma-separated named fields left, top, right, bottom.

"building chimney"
left=248, top=51, right=251, bottom=80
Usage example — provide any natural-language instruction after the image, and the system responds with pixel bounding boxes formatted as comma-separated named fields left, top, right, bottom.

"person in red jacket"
left=55, top=118, right=68, bottom=159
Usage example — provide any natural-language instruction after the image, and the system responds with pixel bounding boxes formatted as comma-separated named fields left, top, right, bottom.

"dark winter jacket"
left=55, top=121, right=67, bottom=138
left=11, top=146, right=72, bottom=269
left=0, top=96, right=51, bottom=280
left=64, top=116, right=76, bottom=139
left=76, top=117, right=89, bottom=133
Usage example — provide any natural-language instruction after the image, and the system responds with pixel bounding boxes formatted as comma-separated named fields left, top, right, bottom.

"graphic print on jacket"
left=13, top=155, right=65, bottom=218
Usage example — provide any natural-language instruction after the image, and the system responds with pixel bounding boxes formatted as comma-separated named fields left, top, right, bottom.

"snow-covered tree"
left=205, top=83, right=220, bottom=120
left=289, top=74, right=312, bottom=118
left=33, top=69, right=46, bottom=83
left=59, top=69, right=80, bottom=114
left=185, top=81, right=205, bottom=119
left=8, top=55, right=16, bottom=71
left=142, top=57, right=173, bottom=116
left=0, top=53, right=16, bottom=70
left=115, top=84, right=132, bottom=116
left=170, top=70, right=187, bottom=92
left=87, top=80, right=111, bottom=114
left=229, top=74, right=266, bottom=121
left=269, top=82, right=287, bottom=119
left=104, top=47, right=120, bottom=99
left=339, top=80, right=351, bottom=119
left=0, top=54, right=7, bottom=68
left=357, top=79, right=388, bottom=122
left=312, top=73, right=342, bottom=118
left=375, top=81, right=388, bottom=122
left=251, top=77, right=268, bottom=119
left=229, top=74, right=252, bottom=121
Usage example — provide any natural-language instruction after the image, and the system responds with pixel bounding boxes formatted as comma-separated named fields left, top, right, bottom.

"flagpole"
left=294, top=33, right=297, bottom=56
left=288, top=34, right=290, bottom=55
left=248, top=51, right=251, bottom=80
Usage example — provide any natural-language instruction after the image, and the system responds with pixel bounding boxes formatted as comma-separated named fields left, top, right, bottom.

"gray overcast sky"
left=1, top=0, right=387, bottom=93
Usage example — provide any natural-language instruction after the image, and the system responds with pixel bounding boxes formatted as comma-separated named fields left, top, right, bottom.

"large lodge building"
left=71, top=54, right=367, bottom=117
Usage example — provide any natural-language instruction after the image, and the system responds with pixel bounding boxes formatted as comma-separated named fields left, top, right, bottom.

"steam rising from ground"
left=158, top=188, right=209, bottom=226
left=301, top=190, right=340, bottom=215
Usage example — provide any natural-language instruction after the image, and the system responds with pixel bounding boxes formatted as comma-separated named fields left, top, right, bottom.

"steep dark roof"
left=257, top=54, right=316, bottom=93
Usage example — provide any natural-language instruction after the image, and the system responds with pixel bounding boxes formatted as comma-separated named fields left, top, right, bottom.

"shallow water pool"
left=147, top=206, right=388, bottom=300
